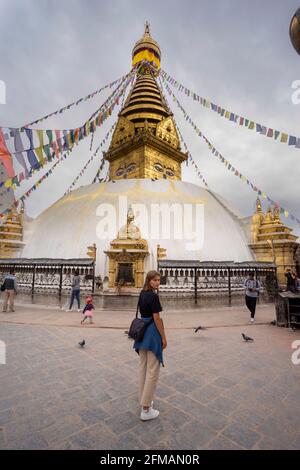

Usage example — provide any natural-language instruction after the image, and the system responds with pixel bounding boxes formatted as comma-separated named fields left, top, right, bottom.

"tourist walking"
left=133, top=270, right=167, bottom=421
left=1, top=269, right=18, bottom=313
left=68, top=269, right=81, bottom=311
left=80, top=295, right=95, bottom=324
left=244, top=272, right=261, bottom=323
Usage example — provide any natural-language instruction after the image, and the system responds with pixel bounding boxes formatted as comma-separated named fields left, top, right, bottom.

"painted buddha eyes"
left=116, top=167, right=125, bottom=176
left=154, top=162, right=175, bottom=177
left=115, top=163, right=136, bottom=177
left=165, top=168, right=174, bottom=177
left=126, top=163, right=136, bottom=173
left=154, top=163, right=163, bottom=172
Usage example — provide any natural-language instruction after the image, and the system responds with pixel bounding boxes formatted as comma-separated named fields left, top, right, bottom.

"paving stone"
left=209, top=396, right=239, bottom=417
left=221, top=422, right=261, bottom=449
left=69, top=424, right=117, bottom=450
left=189, top=384, right=223, bottom=404
left=168, top=420, right=217, bottom=450
left=39, top=415, right=83, bottom=444
left=105, top=411, right=139, bottom=435
left=206, top=435, right=244, bottom=450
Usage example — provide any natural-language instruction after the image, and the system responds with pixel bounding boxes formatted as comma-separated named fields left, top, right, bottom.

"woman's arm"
left=153, top=313, right=167, bottom=349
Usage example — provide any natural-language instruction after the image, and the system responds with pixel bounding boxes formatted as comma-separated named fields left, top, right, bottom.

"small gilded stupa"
left=249, top=198, right=299, bottom=285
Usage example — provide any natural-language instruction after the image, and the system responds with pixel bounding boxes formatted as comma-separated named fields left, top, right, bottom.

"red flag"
left=0, top=128, right=14, bottom=177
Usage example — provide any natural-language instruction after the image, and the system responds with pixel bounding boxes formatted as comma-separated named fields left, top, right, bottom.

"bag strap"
left=136, top=292, right=141, bottom=318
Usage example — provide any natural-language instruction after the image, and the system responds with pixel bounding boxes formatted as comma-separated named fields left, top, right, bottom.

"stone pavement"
left=0, top=301, right=275, bottom=329
left=0, top=302, right=300, bottom=450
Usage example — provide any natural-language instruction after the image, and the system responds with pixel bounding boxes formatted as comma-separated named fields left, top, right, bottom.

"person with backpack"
left=1, top=269, right=18, bottom=313
left=133, top=270, right=167, bottom=421
left=244, top=272, right=261, bottom=323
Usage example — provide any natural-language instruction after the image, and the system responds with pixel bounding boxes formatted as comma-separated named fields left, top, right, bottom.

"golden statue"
left=117, top=206, right=141, bottom=240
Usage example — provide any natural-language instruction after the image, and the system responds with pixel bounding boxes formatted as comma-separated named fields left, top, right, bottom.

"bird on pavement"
left=78, top=339, right=85, bottom=347
left=242, top=333, right=253, bottom=342
left=194, top=326, right=207, bottom=333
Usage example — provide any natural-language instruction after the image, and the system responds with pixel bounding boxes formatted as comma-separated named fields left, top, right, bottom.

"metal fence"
left=0, top=258, right=95, bottom=295
left=158, top=260, right=278, bottom=304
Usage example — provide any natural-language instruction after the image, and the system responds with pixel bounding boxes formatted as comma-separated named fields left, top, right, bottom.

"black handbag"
left=0, top=281, right=6, bottom=292
left=128, top=293, right=153, bottom=341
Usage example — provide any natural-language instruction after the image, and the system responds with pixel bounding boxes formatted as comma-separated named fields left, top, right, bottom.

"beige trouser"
left=139, top=349, right=160, bottom=407
left=2, top=290, right=16, bottom=312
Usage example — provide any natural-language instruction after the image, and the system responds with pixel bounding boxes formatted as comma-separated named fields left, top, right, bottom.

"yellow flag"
left=280, top=133, right=288, bottom=143
left=225, top=111, right=230, bottom=119
left=284, top=210, right=289, bottom=218
left=262, top=192, right=267, bottom=199
left=35, top=130, right=46, bottom=166
left=248, top=121, right=255, bottom=129
left=4, top=178, right=12, bottom=188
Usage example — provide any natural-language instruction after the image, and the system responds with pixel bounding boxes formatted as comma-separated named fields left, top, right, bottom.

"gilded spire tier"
left=104, top=25, right=187, bottom=181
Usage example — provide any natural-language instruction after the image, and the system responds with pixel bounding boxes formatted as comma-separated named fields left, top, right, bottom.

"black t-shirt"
left=139, top=290, right=163, bottom=318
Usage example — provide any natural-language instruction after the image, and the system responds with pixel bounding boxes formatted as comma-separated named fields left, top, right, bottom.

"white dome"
left=21, top=179, right=254, bottom=276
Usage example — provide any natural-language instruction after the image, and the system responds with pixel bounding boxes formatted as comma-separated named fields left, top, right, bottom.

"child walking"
left=80, top=295, right=95, bottom=324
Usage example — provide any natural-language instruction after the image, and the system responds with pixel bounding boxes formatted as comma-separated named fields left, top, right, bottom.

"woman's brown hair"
left=143, top=270, right=161, bottom=291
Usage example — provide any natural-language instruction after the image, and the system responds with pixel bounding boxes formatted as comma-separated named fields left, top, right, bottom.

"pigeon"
left=242, top=333, right=253, bottom=342
left=78, top=339, right=85, bottom=347
left=194, top=326, right=207, bottom=333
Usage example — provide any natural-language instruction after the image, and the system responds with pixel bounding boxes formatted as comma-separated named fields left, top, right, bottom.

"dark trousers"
left=245, top=295, right=257, bottom=318
left=69, top=289, right=80, bottom=309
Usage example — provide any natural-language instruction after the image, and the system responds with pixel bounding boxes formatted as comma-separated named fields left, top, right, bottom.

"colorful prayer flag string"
left=161, top=76, right=300, bottom=226
left=161, top=69, right=300, bottom=152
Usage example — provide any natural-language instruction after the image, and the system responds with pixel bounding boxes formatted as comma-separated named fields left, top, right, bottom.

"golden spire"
left=104, top=25, right=187, bottom=181
left=120, top=70, right=171, bottom=126
left=132, top=23, right=161, bottom=70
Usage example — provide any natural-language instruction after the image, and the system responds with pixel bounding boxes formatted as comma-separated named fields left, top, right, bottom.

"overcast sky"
left=0, top=0, right=299, bottom=235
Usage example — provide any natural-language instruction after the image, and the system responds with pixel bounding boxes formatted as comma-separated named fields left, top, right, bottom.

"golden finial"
left=273, top=205, right=281, bottom=222
left=127, top=205, right=135, bottom=224
left=144, top=21, right=151, bottom=36
left=255, top=197, right=262, bottom=213
left=264, top=206, right=274, bottom=223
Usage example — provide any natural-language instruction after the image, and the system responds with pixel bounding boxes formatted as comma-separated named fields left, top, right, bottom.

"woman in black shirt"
left=133, top=270, right=167, bottom=421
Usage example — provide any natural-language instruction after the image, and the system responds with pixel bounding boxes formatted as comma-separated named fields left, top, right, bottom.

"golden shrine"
left=0, top=206, right=24, bottom=258
left=249, top=198, right=299, bottom=285
left=104, top=206, right=149, bottom=289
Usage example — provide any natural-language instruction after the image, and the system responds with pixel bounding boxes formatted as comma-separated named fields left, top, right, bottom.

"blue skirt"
left=133, top=317, right=164, bottom=366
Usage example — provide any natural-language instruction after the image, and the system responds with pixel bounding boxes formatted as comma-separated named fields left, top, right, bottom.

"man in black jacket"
left=285, top=268, right=296, bottom=293
left=2, top=269, right=18, bottom=312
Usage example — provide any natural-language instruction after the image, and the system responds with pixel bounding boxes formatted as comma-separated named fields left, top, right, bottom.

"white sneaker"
left=77, top=309, right=81, bottom=312
left=251, top=318, right=254, bottom=323
left=140, top=408, right=159, bottom=421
